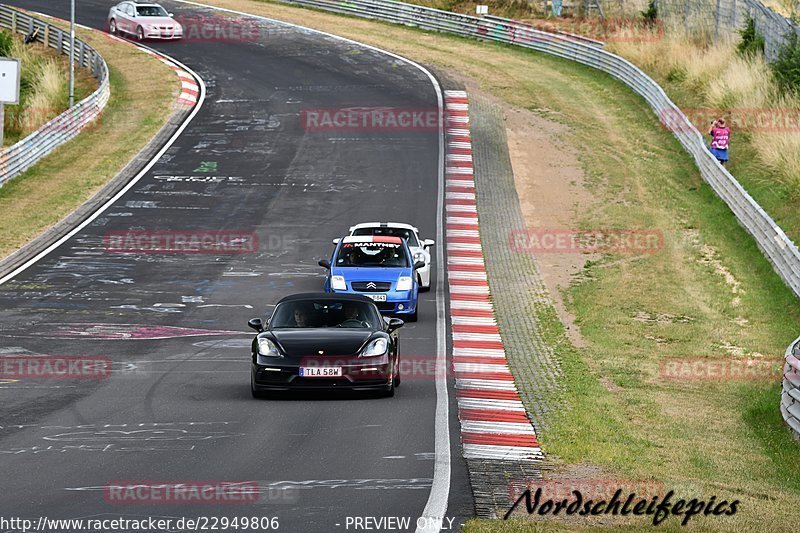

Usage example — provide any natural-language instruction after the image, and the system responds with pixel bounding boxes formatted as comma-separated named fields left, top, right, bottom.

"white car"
left=108, top=2, right=183, bottom=41
left=334, top=223, right=435, bottom=291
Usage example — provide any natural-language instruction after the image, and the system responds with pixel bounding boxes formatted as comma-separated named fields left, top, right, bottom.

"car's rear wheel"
left=109, top=19, right=117, bottom=35
left=137, top=26, right=145, bottom=41
left=418, top=274, right=430, bottom=292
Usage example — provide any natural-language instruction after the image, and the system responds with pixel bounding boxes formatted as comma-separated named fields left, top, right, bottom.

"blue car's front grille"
left=351, top=281, right=392, bottom=292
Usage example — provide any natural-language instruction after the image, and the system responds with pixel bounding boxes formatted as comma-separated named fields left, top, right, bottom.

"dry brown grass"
left=0, top=17, right=178, bottom=260
left=611, top=32, right=800, bottom=194
left=3, top=34, right=96, bottom=144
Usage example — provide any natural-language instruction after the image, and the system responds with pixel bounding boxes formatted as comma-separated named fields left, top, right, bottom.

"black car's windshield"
left=335, top=241, right=408, bottom=268
left=136, top=5, right=169, bottom=16
left=352, top=227, right=420, bottom=247
left=270, top=300, right=382, bottom=329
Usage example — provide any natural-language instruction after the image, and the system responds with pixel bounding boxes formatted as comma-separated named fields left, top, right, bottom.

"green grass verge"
left=0, top=19, right=177, bottom=260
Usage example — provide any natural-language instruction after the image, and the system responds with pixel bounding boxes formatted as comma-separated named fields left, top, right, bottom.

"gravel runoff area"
left=462, top=94, right=566, bottom=517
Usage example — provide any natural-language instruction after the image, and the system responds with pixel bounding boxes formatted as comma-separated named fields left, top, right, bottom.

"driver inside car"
left=293, top=307, right=310, bottom=328
left=339, top=303, right=366, bottom=327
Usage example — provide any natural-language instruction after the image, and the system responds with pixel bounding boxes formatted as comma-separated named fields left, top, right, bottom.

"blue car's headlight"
left=396, top=276, right=413, bottom=291
left=331, top=275, right=347, bottom=290
left=361, top=338, right=388, bottom=357
left=257, top=338, right=282, bottom=363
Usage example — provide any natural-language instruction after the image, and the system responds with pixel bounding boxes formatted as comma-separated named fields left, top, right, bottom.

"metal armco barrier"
left=0, top=5, right=110, bottom=186
left=783, top=337, right=800, bottom=439
left=267, top=0, right=800, bottom=435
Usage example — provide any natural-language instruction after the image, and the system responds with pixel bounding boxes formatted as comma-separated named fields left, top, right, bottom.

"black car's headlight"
left=361, top=338, right=388, bottom=357
left=256, top=338, right=282, bottom=363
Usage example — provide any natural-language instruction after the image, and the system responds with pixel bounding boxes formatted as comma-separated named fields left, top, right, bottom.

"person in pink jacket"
left=708, top=118, right=730, bottom=165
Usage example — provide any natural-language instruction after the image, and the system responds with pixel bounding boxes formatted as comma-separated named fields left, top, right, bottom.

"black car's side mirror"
left=248, top=318, right=264, bottom=332
left=318, top=259, right=331, bottom=269
left=413, top=260, right=425, bottom=270
left=387, top=318, right=404, bottom=331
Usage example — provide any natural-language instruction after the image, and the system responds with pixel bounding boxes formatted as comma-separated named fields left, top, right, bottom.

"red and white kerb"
left=444, top=90, right=542, bottom=462
left=106, top=34, right=200, bottom=108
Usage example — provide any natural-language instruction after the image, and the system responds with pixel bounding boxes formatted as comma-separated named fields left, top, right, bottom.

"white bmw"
left=334, top=223, right=435, bottom=291
left=108, top=2, right=183, bottom=41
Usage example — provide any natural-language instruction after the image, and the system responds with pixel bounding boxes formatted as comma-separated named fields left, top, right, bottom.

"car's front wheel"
left=251, top=373, right=267, bottom=399
left=137, top=26, right=145, bottom=41
left=405, top=308, right=418, bottom=323
left=109, top=19, right=117, bottom=35
left=382, top=376, right=395, bottom=397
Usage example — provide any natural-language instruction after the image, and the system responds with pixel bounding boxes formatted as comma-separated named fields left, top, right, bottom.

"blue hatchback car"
left=319, top=235, right=421, bottom=322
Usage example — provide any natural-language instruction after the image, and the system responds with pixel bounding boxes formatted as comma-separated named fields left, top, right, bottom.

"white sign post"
left=0, top=58, right=21, bottom=147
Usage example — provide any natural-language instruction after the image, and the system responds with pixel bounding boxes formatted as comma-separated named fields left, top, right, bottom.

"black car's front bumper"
left=251, top=356, right=393, bottom=391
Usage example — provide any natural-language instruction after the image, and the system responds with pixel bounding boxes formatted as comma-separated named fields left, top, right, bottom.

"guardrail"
left=782, top=336, right=800, bottom=439
left=0, top=5, right=110, bottom=186
left=271, top=0, right=800, bottom=300
left=482, top=14, right=606, bottom=48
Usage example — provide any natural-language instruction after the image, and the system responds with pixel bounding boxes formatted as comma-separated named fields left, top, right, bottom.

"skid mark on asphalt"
left=0, top=421, right=242, bottom=455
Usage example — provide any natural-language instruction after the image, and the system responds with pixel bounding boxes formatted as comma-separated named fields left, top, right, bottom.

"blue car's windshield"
left=335, top=241, right=408, bottom=268
left=270, top=300, right=382, bottom=329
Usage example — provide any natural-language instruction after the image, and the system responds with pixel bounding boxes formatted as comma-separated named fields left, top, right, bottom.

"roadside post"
left=69, top=0, right=75, bottom=108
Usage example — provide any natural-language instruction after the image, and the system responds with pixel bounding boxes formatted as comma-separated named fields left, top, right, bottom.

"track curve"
left=0, top=1, right=471, bottom=530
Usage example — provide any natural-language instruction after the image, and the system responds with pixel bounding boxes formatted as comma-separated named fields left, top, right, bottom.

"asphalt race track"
left=0, top=1, right=471, bottom=530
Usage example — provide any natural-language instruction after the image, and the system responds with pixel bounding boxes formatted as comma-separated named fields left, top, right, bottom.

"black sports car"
left=248, top=293, right=404, bottom=397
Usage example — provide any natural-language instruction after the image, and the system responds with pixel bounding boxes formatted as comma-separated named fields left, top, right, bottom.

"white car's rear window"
left=352, top=228, right=419, bottom=247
